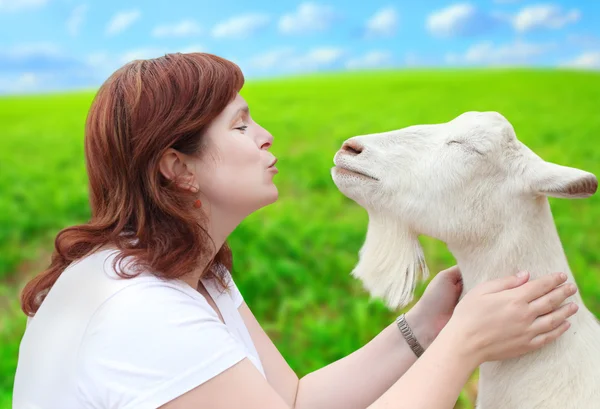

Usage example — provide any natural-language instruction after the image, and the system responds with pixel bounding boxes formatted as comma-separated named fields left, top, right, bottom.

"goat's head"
left=331, top=111, right=597, bottom=309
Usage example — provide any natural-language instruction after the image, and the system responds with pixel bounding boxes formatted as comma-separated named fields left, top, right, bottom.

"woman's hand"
left=405, top=265, right=464, bottom=348
left=443, top=270, right=578, bottom=366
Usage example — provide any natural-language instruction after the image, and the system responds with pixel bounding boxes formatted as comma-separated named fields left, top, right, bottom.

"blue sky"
left=0, top=0, right=598, bottom=94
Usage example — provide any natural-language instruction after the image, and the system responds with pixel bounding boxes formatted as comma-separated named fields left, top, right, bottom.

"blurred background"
left=1, top=0, right=599, bottom=407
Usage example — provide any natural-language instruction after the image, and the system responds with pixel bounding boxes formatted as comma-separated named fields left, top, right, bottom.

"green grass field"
left=1, top=69, right=599, bottom=408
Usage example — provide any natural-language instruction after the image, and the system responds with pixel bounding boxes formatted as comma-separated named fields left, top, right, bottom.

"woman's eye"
left=235, top=125, right=248, bottom=132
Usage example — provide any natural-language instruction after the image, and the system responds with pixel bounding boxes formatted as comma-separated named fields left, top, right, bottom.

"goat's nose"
left=341, top=140, right=363, bottom=156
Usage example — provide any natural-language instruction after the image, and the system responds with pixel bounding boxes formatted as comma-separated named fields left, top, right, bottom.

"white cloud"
left=85, top=45, right=209, bottom=73
left=0, top=43, right=101, bottom=94
left=0, top=42, right=85, bottom=74
left=82, top=45, right=208, bottom=83
left=250, top=46, right=344, bottom=72
left=120, top=48, right=167, bottom=63
left=0, top=0, right=48, bottom=12
left=118, top=45, right=210, bottom=64
left=446, top=40, right=554, bottom=65
left=0, top=43, right=212, bottom=95
left=346, top=50, right=393, bottom=69
left=86, top=51, right=110, bottom=67
left=289, top=47, right=344, bottom=70
left=1, top=42, right=62, bottom=60
left=278, top=2, right=336, bottom=35
left=67, top=4, right=88, bottom=36
left=427, top=3, right=500, bottom=38
left=106, top=9, right=141, bottom=36
left=152, top=19, right=202, bottom=38
left=404, top=52, right=420, bottom=67
left=211, top=13, right=270, bottom=39
left=250, top=47, right=295, bottom=70
left=567, top=34, right=600, bottom=48
left=178, top=44, right=205, bottom=54
left=15, top=72, right=37, bottom=86
left=365, top=7, right=398, bottom=37
left=513, top=5, right=580, bottom=33
left=561, top=52, right=600, bottom=70
left=0, top=67, right=100, bottom=94
left=0, top=72, right=41, bottom=93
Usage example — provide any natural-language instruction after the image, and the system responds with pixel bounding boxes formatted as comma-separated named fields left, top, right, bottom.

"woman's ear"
left=159, top=148, right=198, bottom=191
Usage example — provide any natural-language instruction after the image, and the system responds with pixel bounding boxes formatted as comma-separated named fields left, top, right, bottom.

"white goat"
left=331, top=111, right=600, bottom=409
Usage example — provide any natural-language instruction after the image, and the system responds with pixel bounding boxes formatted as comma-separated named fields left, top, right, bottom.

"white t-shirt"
left=12, top=247, right=265, bottom=409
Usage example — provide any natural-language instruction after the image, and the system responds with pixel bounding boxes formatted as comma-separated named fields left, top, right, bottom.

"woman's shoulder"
left=34, top=246, right=214, bottom=332
left=74, top=256, right=248, bottom=409
left=83, top=246, right=218, bottom=312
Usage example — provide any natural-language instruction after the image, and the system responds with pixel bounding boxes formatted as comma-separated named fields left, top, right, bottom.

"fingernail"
left=560, top=273, right=567, bottom=280
left=516, top=270, right=528, bottom=278
left=571, top=303, right=579, bottom=312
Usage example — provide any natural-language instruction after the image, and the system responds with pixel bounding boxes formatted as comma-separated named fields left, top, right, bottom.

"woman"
left=12, top=53, right=578, bottom=409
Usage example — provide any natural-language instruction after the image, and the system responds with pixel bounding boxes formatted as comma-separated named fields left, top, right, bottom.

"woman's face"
left=186, top=93, right=278, bottom=217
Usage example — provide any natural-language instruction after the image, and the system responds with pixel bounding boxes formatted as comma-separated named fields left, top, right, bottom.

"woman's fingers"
left=515, top=272, right=568, bottom=302
left=529, top=320, right=572, bottom=349
left=529, top=282, right=578, bottom=316
left=438, top=265, right=463, bottom=285
left=478, top=270, right=530, bottom=294
left=530, top=302, right=578, bottom=336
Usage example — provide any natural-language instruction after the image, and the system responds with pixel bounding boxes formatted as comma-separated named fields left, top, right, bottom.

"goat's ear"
left=529, top=161, right=598, bottom=199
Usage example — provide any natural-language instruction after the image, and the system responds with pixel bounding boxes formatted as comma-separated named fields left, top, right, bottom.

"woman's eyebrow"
left=230, top=105, right=249, bottom=120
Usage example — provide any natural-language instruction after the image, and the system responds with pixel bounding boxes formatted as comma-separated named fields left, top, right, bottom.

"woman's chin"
left=251, top=185, right=279, bottom=211
left=263, top=185, right=279, bottom=205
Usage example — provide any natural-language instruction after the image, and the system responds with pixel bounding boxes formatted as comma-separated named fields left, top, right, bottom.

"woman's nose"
left=260, top=128, right=274, bottom=149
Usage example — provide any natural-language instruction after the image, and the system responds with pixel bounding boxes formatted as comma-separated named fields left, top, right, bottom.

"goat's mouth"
left=332, top=165, right=379, bottom=181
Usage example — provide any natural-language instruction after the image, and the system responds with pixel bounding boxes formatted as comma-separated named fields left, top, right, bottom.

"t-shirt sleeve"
left=76, top=281, right=249, bottom=409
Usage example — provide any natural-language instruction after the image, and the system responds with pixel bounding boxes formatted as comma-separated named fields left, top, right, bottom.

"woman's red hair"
left=20, top=52, right=245, bottom=316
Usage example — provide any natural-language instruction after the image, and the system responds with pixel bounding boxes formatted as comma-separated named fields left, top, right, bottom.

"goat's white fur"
left=331, top=111, right=600, bottom=409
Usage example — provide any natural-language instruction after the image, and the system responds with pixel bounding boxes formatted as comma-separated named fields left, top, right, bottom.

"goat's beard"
left=351, top=211, right=429, bottom=310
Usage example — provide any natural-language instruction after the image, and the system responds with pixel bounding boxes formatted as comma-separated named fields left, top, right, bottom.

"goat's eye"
left=447, top=140, right=484, bottom=156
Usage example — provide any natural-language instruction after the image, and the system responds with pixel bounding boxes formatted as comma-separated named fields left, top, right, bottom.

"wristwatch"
left=395, top=313, right=425, bottom=358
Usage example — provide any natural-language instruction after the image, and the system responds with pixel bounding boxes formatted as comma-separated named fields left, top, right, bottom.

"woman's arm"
left=368, top=323, right=479, bottom=409
left=239, top=303, right=433, bottom=409
left=241, top=270, right=576, bottom=409
left=160, top=271, right=576, bottom=409
left=157, top=323, right=468, bottom=409
left=294, top=311, right=433, bottom=409
left=241, top=266, right=462, bottom=409
left=237, top=302, right=300, bottom=405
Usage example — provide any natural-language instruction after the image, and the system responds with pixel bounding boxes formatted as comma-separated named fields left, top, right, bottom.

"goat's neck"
left=447, top=198, right=583, bottom=304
